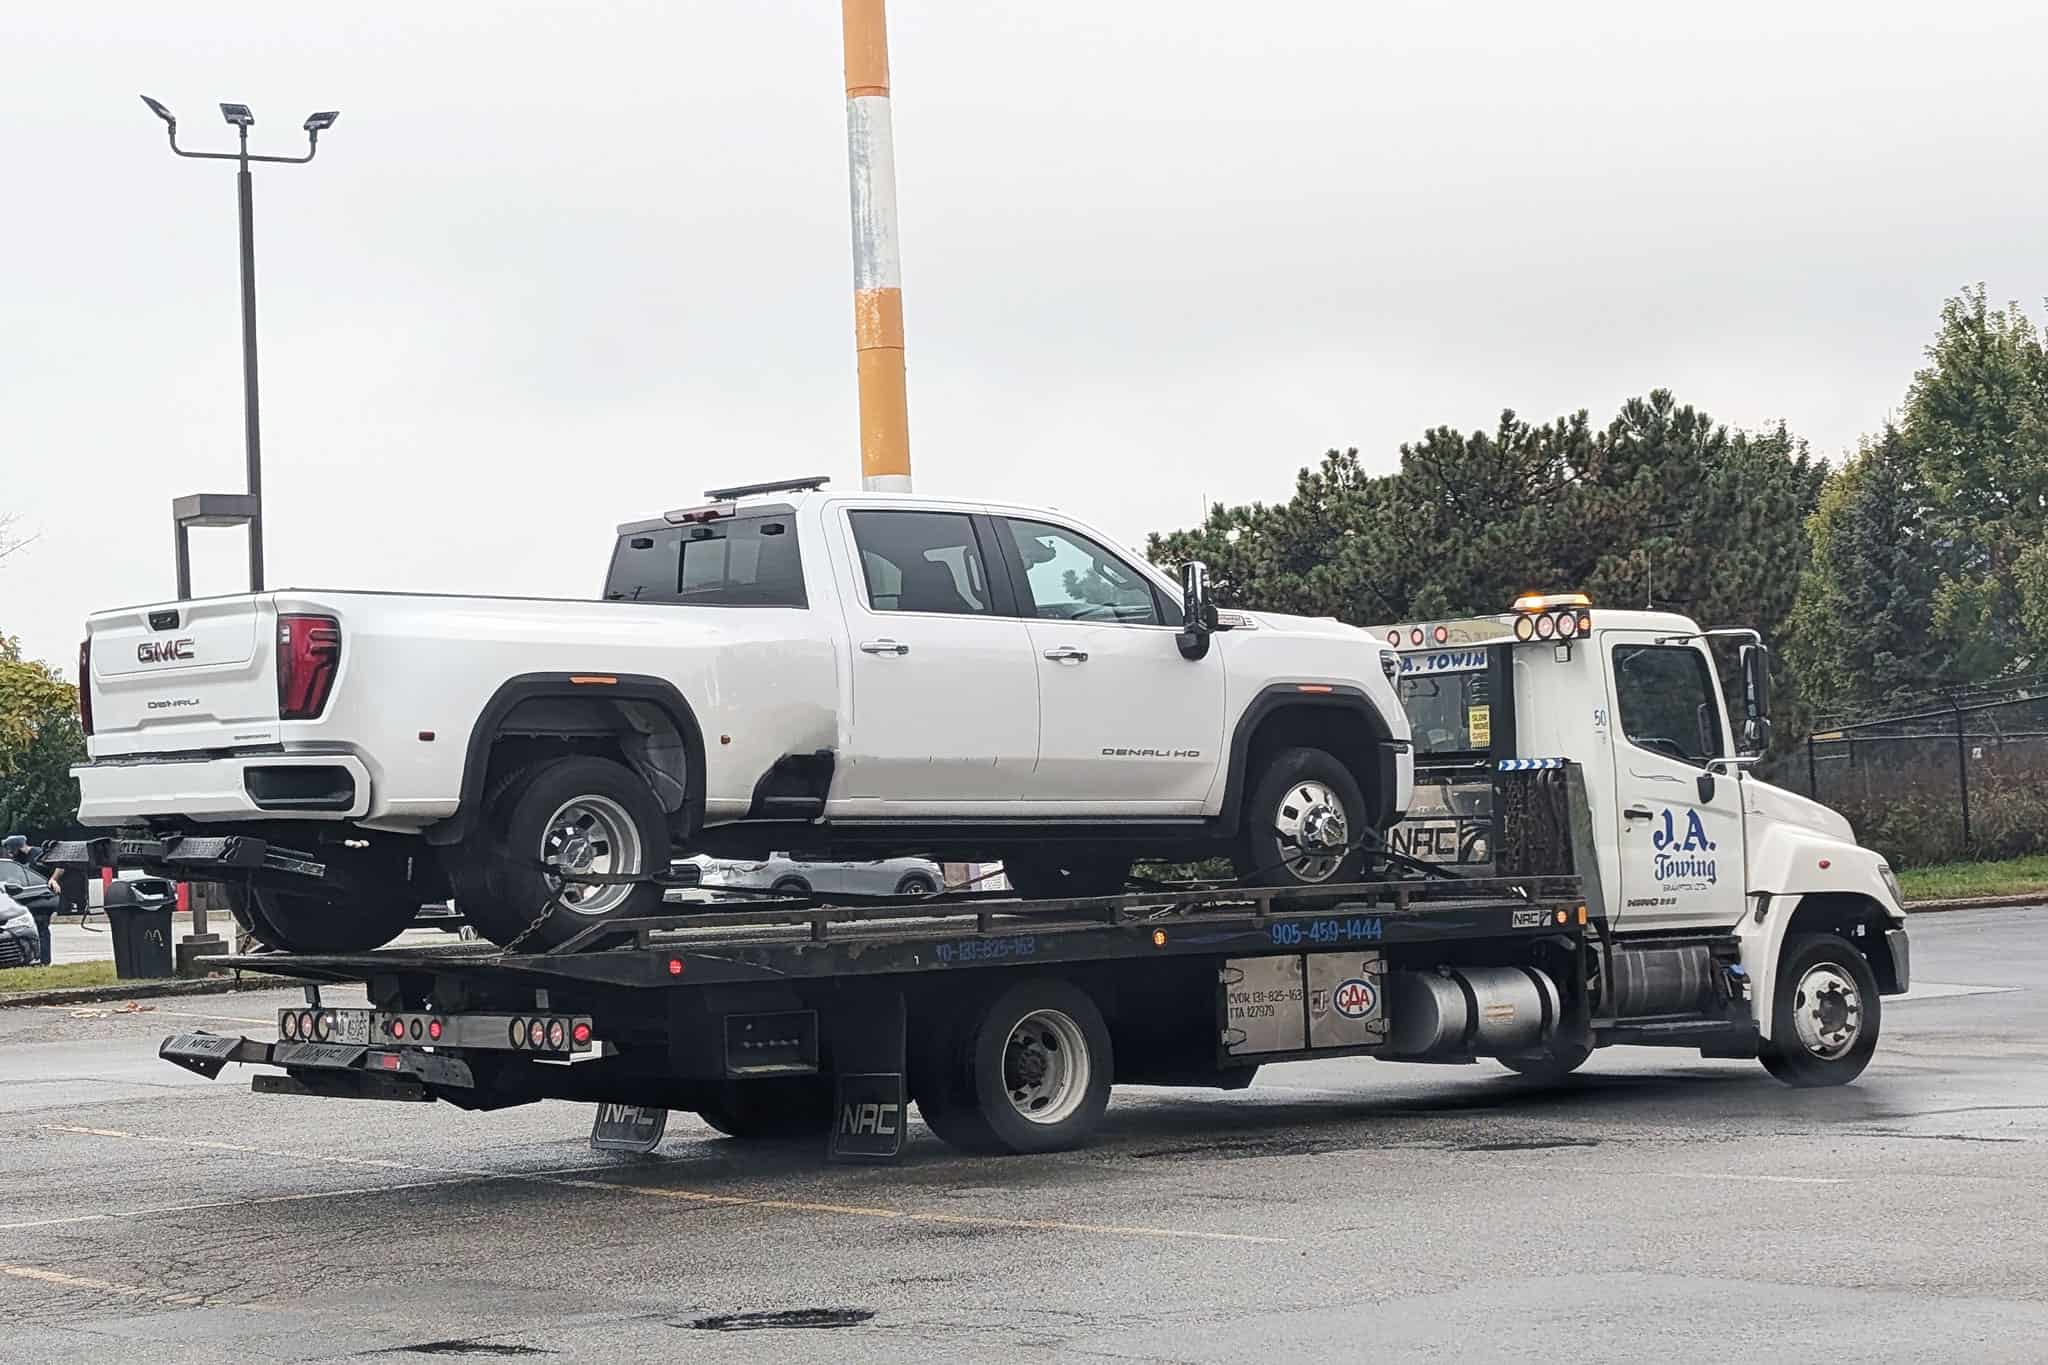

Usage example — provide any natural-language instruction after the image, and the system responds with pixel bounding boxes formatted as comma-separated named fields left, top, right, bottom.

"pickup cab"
left=73, top=479, right=1413, bottom=952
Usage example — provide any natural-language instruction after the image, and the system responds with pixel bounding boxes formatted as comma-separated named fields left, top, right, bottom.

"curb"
left=1904, top=893, right=2048, bottom=914
left=0, top=973, right=294, bottom=1010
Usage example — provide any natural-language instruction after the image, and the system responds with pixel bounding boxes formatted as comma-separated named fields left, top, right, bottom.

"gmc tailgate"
left=85, top=595, right=283, bottom=755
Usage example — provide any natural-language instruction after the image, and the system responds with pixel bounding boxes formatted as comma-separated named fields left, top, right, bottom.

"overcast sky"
left=5, top=1, right=2046, bottom=676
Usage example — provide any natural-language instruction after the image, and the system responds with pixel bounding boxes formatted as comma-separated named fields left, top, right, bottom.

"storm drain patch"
left=687, top=1308, right=875, bottom=1331
left=380, top=1342, right=554, bottom=1357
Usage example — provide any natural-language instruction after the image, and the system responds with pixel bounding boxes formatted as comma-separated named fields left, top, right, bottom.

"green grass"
left=1897, top=854, right=2048, bottom=903
left=0, top=959, right=126, bottom=994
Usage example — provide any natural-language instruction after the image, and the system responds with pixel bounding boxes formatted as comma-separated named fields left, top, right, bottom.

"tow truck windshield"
left=1397, top=666, right=1490, bottom=758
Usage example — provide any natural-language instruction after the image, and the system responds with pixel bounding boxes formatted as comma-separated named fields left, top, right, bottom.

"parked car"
left=0, top=859, right=59, bottom=920
left=692, top=854, right=945, bottom=898
left=0, top=889, right=40, bottom=967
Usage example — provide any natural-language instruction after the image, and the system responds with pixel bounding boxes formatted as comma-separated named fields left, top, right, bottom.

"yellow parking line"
left=0, top=1263, right=212, bottom=1306
left=37, top=1123, right=1287, bottom=1246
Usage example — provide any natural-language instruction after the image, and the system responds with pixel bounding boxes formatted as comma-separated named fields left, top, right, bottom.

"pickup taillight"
left=277, top=615, right=342, bottom=721
left=78, top=637, right=94, bottom=736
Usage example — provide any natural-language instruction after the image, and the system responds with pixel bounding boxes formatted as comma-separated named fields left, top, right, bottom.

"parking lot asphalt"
left=0, top=906, right=2044, bottom=1364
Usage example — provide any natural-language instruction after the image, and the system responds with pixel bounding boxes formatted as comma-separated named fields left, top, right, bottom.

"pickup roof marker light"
left=569, top=676, right=617, bottom=686
left=1296, top=684, right=1335, bottom=694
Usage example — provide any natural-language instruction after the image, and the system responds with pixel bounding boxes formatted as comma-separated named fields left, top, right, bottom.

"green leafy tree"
left=1906, top=286, right=2048, bottom=679
left=0, top=634, right=84, bottom=836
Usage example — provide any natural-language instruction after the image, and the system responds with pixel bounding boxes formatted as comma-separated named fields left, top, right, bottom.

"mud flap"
left=591, top=1103, right=670, bottom=1153
left=827, top=990, right=906, bottom=1163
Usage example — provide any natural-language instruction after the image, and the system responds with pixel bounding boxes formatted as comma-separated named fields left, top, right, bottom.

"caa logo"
left=1331, top=977, right=1377, bottom=1019
left=136, top=638, right=195, bottom=664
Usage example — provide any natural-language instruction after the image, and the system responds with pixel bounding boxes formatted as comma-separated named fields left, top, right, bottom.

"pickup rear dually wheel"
left=1759, top=933, right=1879, bottom=1087
left=1238, top=746, right=1372, bottom=889
left=462, top=756, right=669, bottom=950
left=912, top=978, right=1113, bottom=1154
left=226, top=884, right=421, bottom=955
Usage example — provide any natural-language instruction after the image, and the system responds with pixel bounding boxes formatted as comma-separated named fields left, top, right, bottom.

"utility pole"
left=841, top=0, right=911, bottom=491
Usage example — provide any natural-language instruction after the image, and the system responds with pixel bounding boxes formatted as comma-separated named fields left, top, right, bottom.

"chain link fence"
left=1770, top=677, right=2048, bottom=868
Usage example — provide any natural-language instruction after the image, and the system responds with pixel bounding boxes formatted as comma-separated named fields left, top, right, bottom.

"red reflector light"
left=1409, top=628, right=1424, bottom=646
left=1432, top=625, right=1449, bottom=644
left=571, top=1022, right=592, bottom=1045
left=528, top=1019, right=548, bottom=1049
left=378, top=1053, right=401, bottom=1071
left=1385, top=630, right=1400, bottom=646
left=427, top=1019, right=443, bottom=1041
left=277, top=614, right=342, bottom=721
left=668, top=958, right=684, bottom=976
left=546, top=1019, right=568, bottom=1051
left=77, top=638, right=94, bottom=737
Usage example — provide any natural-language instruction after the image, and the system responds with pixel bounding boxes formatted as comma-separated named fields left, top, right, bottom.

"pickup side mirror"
left=1176, top=561, right=1214, bottom=661
left=1740, top=643, right=1773, bottom=754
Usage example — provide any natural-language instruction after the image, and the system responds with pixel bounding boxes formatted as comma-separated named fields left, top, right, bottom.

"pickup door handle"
left=1623, top=805, right=1654, bottom=822
left=1042, top=646, right=1089, bottom=663
left=859, top=639, right=910, bottom=656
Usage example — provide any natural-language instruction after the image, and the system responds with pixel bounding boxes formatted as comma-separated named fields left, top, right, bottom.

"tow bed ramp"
left=160, top=876, right=1587, bottom=1160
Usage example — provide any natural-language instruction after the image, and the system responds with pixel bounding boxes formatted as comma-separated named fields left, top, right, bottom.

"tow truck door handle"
left=860, top=639, right=910, bottom=656
left=1042, top=646, right=1089, bottom=663
left=1623, top=805, right=1654, bottom=822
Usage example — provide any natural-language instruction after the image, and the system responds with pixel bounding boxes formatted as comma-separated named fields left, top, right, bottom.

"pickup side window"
left=1002, top=519, right=1165, bottom=625
left=849, top=510, right=992, bottom=616
left=1612, top=644, right=1724, bottom=766
left=603, top=515, right=806, bottom=607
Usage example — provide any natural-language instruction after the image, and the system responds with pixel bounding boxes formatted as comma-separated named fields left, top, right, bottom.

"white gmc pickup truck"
left=74, top=478, right=1414, bottom=952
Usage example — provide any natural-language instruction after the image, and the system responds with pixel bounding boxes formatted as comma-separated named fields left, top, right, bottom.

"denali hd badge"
left=137, top=638, right=195, bottom=663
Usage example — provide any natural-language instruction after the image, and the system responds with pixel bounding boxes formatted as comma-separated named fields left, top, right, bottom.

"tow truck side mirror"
left=1177, top=561, right=1214, bottom=661
left=1740, top=643, right=1773, bottom=754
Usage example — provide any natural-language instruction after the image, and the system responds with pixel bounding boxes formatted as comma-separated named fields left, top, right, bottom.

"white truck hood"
left=1743, top=777, right=1856, bottom=844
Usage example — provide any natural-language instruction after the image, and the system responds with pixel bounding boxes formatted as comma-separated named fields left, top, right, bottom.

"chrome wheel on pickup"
left=462, top=756, right=670, bottom=951
left=1238, top=746, right=1372, bottom=889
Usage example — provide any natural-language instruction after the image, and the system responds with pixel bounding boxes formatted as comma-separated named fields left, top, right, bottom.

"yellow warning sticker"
left=1468, top=705, right=1491, bottom=748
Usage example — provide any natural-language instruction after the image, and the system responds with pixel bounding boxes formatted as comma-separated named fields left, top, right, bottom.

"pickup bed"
left=73, top=481, right=1413, bottom=953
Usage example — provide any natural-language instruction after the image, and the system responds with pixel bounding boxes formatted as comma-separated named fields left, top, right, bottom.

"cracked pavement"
left=1, top=907, right=2045, bottom=1362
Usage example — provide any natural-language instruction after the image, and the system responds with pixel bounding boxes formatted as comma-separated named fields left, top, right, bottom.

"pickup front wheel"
left=1237, top=746, right=1372, bottom=889
left=463, top=756, right=670, bottom=951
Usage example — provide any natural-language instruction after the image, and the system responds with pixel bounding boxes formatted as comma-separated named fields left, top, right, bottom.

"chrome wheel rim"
left=1791, top=963, right=1863, bottom=1060
left=1272, top=779, right=1350, bottom=883
left=540, top=794, right=642, bottom=917
left=1003, top=1008, right=1091, bottom=1125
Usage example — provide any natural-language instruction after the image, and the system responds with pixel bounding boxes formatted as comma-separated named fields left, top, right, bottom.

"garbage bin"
left=106, top=881, right=175, bottom=980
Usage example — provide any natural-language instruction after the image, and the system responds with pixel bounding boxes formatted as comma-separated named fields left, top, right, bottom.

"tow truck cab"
left=1376, top=593, right=1910, bottom=1049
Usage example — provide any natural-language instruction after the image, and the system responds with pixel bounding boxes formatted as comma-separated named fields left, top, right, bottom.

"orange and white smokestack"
left=842, top=0, right=911, bottom=491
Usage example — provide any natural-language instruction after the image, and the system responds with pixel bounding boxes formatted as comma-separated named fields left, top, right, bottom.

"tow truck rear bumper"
left=41, top=833, right=327, bottom=884
left=160, top=1031, right=466, bottom=1102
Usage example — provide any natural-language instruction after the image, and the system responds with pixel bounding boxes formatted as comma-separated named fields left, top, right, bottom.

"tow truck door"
left=1601, top=631, right=1748, bottom=933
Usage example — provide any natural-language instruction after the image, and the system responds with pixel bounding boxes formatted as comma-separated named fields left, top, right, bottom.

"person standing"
left=48, top=861, right=87, bottom=962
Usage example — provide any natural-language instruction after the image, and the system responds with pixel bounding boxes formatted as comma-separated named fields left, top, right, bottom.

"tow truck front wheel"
left=912, top=978, right=1113, bottom=1154
left=1760, top=933, right=1880, bottom=1087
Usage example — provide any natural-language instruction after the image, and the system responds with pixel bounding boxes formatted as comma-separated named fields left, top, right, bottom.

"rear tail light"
left=546, top=1019, right=568, bottom=1051
left=571, top=1022, right=592, bottom=1046
left=277, top=614, right=342, bottom=721
left=77, top=638, right=94, bottom=736
left=427, top=1019, right=443, bottom=1041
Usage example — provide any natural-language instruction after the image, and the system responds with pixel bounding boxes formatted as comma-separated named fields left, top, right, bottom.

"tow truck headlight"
left=1878, top=862, right=1904, bottom=908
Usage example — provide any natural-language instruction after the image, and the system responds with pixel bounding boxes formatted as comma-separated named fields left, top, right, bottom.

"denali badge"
left=137, top=638, right=195, bottom=664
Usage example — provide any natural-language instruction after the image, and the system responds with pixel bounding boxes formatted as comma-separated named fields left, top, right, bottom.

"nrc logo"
left=136, top=638, right=195, bottom=664
left=838, top=1102, right=900, bottom=1137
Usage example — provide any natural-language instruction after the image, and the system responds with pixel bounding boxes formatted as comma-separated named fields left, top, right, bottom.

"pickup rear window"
left=604, top=515, right=806, bottom=607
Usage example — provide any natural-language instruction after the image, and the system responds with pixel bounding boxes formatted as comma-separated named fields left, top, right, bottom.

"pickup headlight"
left=1877, top=862, right=1904, bottom=909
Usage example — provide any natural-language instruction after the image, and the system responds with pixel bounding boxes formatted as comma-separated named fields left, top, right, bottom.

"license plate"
left=329, top=1009, right=371, bottom=1045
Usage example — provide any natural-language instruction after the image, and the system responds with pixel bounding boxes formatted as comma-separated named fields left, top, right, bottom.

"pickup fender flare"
left=1216, top=683, right=1403, bottom=837
left=426, top=672, right=707, bottom=847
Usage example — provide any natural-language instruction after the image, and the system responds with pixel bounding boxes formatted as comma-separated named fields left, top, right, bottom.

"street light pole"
left=140, top=97, right=338, bottom=595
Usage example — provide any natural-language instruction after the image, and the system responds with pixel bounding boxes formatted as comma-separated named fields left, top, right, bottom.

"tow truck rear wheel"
left=225, top=884, right=421, bottom=955
left=1759, top=933, right=1880, bottom=1087
left=462, top=756, right=670, bottom=951
left=695, top=1078, right=833, bottom=1140
left=912, top=978, right=1113, bottom=1154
